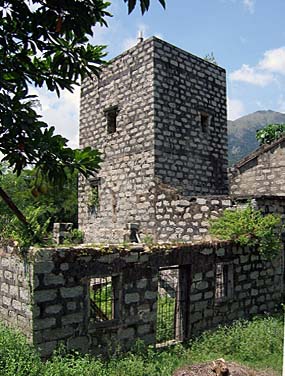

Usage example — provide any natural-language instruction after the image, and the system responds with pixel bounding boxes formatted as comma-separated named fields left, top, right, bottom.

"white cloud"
left=243, top=0, right=255, bottom=13
left=30, top=86, right=80, bottom=148
left=230, top=46, right=285, bottom=87
left=227, top=98, right=246, bottom=120
left=230, top=64, right=274, bottom=86
left=259, top=47, right=285, bottom=75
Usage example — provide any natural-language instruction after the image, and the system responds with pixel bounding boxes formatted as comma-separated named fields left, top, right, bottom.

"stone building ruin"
left=78, top=36, right=228, bottom=243
left=0, top=37, right=284, bottom=358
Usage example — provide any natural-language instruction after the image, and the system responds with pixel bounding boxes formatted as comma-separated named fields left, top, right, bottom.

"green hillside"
left=228, top=110, right=285, bottom=165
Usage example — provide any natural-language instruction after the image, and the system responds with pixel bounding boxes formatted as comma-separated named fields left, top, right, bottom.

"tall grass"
left=0, top=314, right=283, bottom=376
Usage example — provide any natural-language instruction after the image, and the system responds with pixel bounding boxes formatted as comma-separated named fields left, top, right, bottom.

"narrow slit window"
left=215, top=263, right=233, bottom=302
left=88, top=178, right=100, bottom=215
left=215, top=263, right=227, bottom=299
left=104, top=106, right=118, bottom=134
left=200, top=111, right=211, bottom=133
left=89, top=276, right=118, bottom=322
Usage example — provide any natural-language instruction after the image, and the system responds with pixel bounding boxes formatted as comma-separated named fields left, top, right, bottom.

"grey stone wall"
left=0, top=245, right=33, bottom=340
left=149, top=182, right=232, bottom=242
left=30, top=246, right=158, bottom=357
left=1, top=242, right=282, bottom=357
left=78, top=37, right=228, bottom=244
left=79, top=38, right=156, bottom=243
left=153, top=38, right=228, bottom=196
left=229, top=137, right=285, bottom=197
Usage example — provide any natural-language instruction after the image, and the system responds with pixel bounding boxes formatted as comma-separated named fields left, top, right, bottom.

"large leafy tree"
left=0, top=0, right=165, bottom=235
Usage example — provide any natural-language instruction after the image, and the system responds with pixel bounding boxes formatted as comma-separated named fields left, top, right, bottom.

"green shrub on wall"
left=256, top=123, right=285, bottom=145
left=210, top=205, right=283, bottom=259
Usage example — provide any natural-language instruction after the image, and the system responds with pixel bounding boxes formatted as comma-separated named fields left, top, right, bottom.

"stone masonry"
left=229, top=136, right=285, bottom=197
left=0, top=242, right=282, bottom=357
left=79, top=37, right=228, bottom=243
left=0, top=245, right=33, bottom=340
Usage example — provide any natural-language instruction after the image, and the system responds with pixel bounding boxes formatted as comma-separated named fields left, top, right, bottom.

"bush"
left=0, top=323, right=42, bottom=376
left=210, top=205, right=282, bottom=259
left=256, top=123, right=285, bottom=145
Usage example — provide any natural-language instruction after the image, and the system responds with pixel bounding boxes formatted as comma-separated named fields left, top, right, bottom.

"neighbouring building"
left=229, top=136, right=285, bottom=197
left=78, top=36, right=228, bottom=243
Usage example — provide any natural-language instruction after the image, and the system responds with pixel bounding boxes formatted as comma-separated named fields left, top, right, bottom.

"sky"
left=32, top=0, right=285, bottom=148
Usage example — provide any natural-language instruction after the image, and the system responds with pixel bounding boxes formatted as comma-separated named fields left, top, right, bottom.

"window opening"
left=88, top=178, right=100, bottom=215
left=156, top=266, right=184, bottom=345
left=215, top=263, right=228, bottom=299
left=89, top=276, right=118, bottom=322
left=104, top=106, right=118, bottom=134
left=200, top=112, right=210, bottom=133
left=215, top=263, right=233, bottom=302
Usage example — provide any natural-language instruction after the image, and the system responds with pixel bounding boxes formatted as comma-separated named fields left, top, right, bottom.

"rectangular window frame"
left=214, top=262, right=233, bottom=303
left=88, top=177, right=100, bottom=216
left=200, top=111, right=212, bottom=133
left=104, top=105, right=119, bottom=134
left=88, top=274, right=121, bottom=327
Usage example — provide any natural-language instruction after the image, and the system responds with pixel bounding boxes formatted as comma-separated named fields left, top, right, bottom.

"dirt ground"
left=172, top=361, right=279, bottom=376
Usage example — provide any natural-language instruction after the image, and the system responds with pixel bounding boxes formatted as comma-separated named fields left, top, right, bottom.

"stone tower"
left=79, top=37, right=228, bottom=243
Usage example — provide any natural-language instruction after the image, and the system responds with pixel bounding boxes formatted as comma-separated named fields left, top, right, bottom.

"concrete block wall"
left=0, top=245, right=33, bottom=340
left=229, top=137, right=285, bottom=197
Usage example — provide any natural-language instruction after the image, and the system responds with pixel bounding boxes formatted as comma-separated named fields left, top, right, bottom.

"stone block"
left=19, top=288, right=29, bottom=301
left=68, top=336, right=89, bottom=352
left=118, top=327, right=135, bottom=340
left=60, top=286, right=83, bottom=298
left=34, top=261, right=55, bottom=274
left=61, top=313, right=84, bottom=325
left=45, top=304, right=62, bottom=315
left=44, top=273, right=65, bottom=287
left=34, top=317, right=56, bottom=330
left=34, top=289, right=57, bottom=303
left=37, top=340, right=57, bottom=357
left=12, top=299, right=21, bottom=311
left=144, top=291, right=157, bottom=300
left=125, top=293, right=140, bottom=304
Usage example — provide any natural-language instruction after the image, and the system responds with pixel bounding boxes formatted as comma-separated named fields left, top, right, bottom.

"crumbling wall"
left=0, top=242, right=283, bottom=358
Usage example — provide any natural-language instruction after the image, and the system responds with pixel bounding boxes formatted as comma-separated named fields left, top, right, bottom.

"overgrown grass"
left=0, top=314, right=283, bottom=376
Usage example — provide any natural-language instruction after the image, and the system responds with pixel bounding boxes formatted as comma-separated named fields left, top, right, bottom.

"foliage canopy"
left=0, top=0, right=166, bottom=240
left=0, top=166, right=78, bottom=247
left=0, top=0, right=165, bottom=185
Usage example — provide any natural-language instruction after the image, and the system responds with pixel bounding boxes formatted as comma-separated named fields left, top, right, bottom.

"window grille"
left=89, top=276, right=117, bottom=322
left=215, top=263, right=229, bottom=300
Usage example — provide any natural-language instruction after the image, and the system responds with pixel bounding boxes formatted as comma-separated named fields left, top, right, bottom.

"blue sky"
left=33, top=0, right=285, bottom=147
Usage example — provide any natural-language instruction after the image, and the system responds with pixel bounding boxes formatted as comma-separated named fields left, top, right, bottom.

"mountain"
left=228, top=110, right=285, bottom=165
